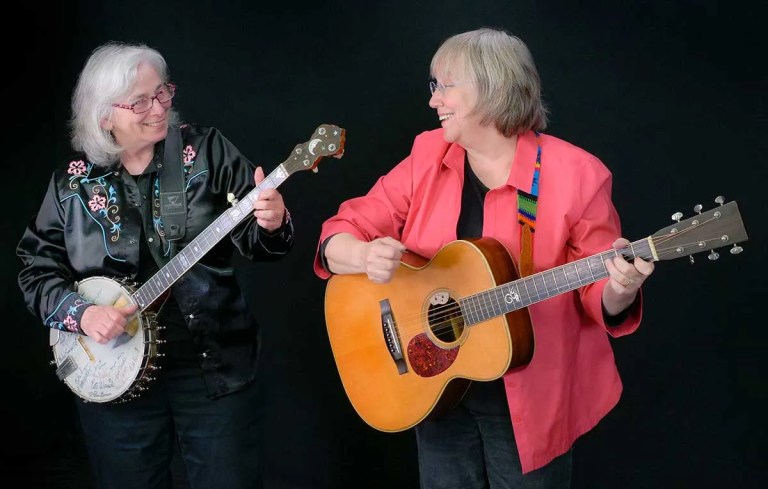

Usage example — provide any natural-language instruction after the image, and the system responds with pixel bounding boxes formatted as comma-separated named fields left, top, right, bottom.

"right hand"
left=80, top=304, right=138, bottom=344
left=360, top=237, right=407, bottom=284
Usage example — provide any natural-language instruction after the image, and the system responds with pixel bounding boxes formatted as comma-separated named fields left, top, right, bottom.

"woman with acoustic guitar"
left=315, top=28, right=654, bottom=487
left=17, top=41, right=295, bottom=488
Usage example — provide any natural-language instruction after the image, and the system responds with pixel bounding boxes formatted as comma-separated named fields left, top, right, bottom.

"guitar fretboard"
left=458, top=238, right=654, bottom=325
left=131, top=165, right=290, bottom=311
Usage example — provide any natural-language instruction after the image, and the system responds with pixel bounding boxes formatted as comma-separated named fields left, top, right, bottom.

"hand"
left=602, top=238, right=655, bottom=316
left=360, top=237, right=407, bottom=284
left=252, top=166, right=286, bottom=232
left=80, top=304, right=139, bottom=344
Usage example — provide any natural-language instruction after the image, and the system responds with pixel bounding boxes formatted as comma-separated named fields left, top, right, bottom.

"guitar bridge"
left=380, top=299, right=407, bottom=375
left=55, top=356, right=77, bottom=380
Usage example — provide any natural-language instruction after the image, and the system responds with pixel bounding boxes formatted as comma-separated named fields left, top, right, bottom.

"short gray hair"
left=70, top=41, right=179, bottom=166
left=430, top=28, right=547, bottom=137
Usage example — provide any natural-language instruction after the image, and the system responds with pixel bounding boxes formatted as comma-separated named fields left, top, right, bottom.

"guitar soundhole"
left=427, top=291, right=464, bottom=344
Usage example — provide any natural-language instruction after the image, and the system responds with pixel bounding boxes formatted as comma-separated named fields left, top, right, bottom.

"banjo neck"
left=132, top=169, right=281, bottom=312
left=130, top=124, right=346, bottom=312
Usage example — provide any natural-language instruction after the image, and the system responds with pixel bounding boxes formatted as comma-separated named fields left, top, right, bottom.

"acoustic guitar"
left=324, top=198, right=748, bottom=432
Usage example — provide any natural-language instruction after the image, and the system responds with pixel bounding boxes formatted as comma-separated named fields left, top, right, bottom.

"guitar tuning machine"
left=730, top=244, right=744, bottom=255
left=693, top=204, right=703, bottom=214
left=227, top=193, right=239, bottom=206
left=714, top=195, right=725, bottom=205
left=670, top=211, right=684, bottom=234
left=708, top=250, right=720, bottom=261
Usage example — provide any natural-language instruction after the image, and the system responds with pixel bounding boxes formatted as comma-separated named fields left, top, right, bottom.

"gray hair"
left=70, top=41, right=179, bottom=166
left=430, top=28, right=548, bottom=137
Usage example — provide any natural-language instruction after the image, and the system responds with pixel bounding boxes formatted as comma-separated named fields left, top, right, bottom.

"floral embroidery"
left=151, top=176, right=171, bottom=256
left=183, top=145, right=197, bottom=165
left=66, top=161, right=122, bottom=243
left=67, top=160, right=87, bottom=177
left=48, top=296, right=91, bottom=333
left=62, top=315, right=79, bottom=332
left=88, top=194, right=107, bottom=211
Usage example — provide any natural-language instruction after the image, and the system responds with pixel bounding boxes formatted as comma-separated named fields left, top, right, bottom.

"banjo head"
left=50, top=276, right=159, bottom=403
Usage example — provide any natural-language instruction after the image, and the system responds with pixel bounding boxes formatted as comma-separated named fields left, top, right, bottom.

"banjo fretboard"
left=130, top=123, right=345, bottom=311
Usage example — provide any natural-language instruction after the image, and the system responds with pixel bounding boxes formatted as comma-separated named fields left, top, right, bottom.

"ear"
left=100, top=117, right=113, bottom=131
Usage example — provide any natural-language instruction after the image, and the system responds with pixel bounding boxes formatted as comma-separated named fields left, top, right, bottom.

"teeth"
left=439, top=114, right=452, bottom=121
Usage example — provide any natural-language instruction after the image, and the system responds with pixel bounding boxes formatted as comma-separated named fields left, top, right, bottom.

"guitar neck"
left=459, top=238, right=655, bottom=325
left=131, top=164, right=292, bottom=311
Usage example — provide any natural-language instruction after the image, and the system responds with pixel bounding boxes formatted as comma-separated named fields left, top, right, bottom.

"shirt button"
left=148, top=237, right=154, bottom=243
left=142, top=194, right=147, bottom=200
left=188, top=314, right=195, bottom=319
left=513, top=416, right=522, bottom=423
left=129, top=239, right=136, bottom=245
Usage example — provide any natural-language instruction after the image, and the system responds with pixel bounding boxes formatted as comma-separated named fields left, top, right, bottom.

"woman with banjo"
left=17, top=41, right=294, bottom=488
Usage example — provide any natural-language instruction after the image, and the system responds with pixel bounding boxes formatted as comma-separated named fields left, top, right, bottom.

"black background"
left=2, top=1, right=765, bottom=487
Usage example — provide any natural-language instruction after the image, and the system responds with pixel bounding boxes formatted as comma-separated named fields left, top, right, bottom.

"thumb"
left=119, top=304, right=139, bottom=316
left=253, top=166, right=265, bottom=185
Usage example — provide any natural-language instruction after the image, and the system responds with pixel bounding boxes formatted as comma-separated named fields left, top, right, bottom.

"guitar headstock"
left=282, top=124, right=346, bottom=175
left=650, top=197, right=748, bottom=262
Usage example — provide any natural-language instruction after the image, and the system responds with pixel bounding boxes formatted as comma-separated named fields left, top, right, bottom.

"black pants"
left=415, top=379, right=572, bottom=489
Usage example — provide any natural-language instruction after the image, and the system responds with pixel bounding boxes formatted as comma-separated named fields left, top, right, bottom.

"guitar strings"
left=375, top=231, right=729, bottom=341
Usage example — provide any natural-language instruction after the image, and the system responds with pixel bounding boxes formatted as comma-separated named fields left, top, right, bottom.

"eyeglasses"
left=112, top=83, right=176, bottom=114
left=429, top=80, right=457, bottom=95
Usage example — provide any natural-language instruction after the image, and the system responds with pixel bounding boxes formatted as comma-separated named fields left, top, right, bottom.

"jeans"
left=75, top=366, right=263, bottom=489
left=415, top=379, right=572, bottom=489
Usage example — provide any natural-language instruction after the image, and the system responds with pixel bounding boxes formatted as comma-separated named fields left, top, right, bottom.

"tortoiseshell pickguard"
left=407, top=334, right=459, bottom=377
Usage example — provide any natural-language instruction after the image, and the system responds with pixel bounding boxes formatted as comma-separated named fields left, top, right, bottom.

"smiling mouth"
left=142, top=119, right=166, bottom=127
left=439, top=113, right=453, bottom=121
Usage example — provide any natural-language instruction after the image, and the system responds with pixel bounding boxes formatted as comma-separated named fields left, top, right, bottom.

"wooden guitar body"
left=325, top=238, right=534, bottom=432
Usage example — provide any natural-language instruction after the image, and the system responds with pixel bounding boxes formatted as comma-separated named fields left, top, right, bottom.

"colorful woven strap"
left=517, top=131, right=542, bottom=277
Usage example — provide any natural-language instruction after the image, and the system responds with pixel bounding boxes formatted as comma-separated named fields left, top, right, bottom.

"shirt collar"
left=441, top=130, right=539, bottom=192
left=507, top=130, right=538, bottom=193
left=106, top=140, right=166, bottom=178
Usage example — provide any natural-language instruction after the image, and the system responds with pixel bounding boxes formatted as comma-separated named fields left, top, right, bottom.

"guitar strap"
left=158, top=125, right=187, bottom=244
left=516, top=131, right=542, bottom=277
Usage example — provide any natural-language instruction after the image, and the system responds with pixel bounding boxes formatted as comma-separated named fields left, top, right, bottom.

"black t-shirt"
left=457, top=156, right=489, bottom=240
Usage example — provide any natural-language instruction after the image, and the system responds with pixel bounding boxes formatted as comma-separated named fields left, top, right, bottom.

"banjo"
left=50, top=124, right=346, bottom=403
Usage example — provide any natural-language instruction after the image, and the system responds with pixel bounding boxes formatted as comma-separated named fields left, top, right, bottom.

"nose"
left=429, top=90, right=441, bottom=108
left=149, top=96, right=168, bottom=115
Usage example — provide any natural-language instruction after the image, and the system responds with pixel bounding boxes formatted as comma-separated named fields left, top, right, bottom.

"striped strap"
left=517, top=132, right=542, bottom=277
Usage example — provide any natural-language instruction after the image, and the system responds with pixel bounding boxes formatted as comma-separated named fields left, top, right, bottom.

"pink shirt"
left=314, top=129, right=642, bottom=473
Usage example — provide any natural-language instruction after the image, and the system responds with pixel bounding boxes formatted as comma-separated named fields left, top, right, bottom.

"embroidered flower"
left=67, top=160, right=87, bottom=177
left=62, top=315, right=79, bottom=333
left=88, top=194, right=107, bottom=211
left=183, top=145, right=197, bottom=165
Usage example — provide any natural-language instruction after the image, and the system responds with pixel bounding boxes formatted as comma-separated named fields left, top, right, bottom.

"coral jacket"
left=314, top=128, right=641, bottom=473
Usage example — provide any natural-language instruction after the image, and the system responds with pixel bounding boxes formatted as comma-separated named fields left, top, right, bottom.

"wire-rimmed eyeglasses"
left=429, top=80, right=457, bottom=95
left=112, top=83, right=176, bottom=114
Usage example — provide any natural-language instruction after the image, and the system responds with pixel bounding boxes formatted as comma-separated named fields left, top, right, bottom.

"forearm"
left=324, top=233, right=368, bottom=274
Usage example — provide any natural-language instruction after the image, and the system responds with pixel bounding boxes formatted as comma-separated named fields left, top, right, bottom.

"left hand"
left=252, top=166, right=286, bottom=232
left=602, top=237, right=655, bottom=316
